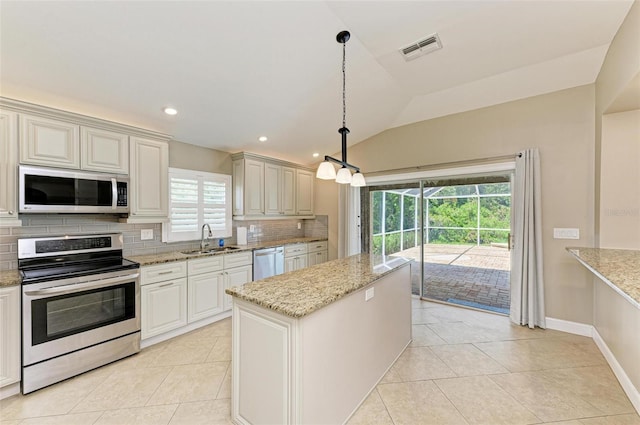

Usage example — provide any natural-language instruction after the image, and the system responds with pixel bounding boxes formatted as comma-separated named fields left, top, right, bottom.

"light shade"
left=316, top=161, right=337, bottom=180
left=335, top=167, right=352, bottom=184
left=350, top=171, right=366, bottom=187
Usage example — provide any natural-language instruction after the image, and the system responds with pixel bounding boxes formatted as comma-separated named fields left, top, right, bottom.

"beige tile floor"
left=1, top=299, right=639, bottom=425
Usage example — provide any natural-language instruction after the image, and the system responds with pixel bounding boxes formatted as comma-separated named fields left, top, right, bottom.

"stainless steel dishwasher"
left=253, top=246, right=285, bottom=280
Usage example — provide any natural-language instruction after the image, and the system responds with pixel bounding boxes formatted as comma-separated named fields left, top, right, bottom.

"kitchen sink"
left=181, top=246, right=242, bottom=255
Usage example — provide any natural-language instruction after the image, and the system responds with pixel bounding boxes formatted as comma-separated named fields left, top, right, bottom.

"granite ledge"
left=0, top=269, right=21, bottom=288
left=128, top=237, right=327, bottom=267
left=566, top=247, right=640, bottom=309
left=226, top=253, right=410, bottom=318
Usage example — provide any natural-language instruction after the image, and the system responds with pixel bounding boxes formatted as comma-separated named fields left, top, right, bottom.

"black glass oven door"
left=30, top=282, right=136, bottom=346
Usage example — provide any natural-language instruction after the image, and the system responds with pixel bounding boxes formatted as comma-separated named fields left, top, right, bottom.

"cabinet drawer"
left=284, top=243, right=308, bottom=257
left=188, top=255, right=224, bottom=276
left=224, top=251, right=252, bottom=269
left=307, top=241, right=327, bottom=253
left=141, top=261, right=187, bottom=285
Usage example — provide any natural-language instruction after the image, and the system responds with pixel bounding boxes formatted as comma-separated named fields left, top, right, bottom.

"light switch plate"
left=140, top=229, right=154, bottom=240
left=365, top=287, right=375, bottom=301
left=297, top=222, right=301, bottom=230
left=249, top=225, right=255, bottom=233
left=553, top=228, right=579, bottom=239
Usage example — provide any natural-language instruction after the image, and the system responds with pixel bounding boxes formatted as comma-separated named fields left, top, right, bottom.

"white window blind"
left=163, top=168, right=232, bottom=243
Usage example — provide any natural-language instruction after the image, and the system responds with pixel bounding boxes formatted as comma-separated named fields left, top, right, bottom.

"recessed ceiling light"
left=258, top=136, right=268, bottom=142
left=312, top=153, right=320, bottom=158
left=163, top=107, right=178, bottom=116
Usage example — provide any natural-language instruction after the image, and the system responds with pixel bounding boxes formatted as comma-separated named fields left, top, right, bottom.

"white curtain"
left=510, top=148, right=546, bottom=328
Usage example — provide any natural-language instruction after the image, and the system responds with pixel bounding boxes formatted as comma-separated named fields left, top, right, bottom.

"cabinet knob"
left=8, top=211, right=13, bottom=215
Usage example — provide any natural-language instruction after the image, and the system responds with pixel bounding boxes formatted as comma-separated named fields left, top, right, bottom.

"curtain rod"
left=364, top=153, right=522, bottom=177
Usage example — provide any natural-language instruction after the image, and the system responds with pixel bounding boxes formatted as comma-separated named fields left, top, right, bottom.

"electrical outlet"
left=553, top=228, right=579, bottom=239
left=140, top=229, right=154, bottom=240
left=365, top=287, right=374, bottom=301
left=297, top=222, right=301, bottom=230
left=249, top=225, right=255, bottom=233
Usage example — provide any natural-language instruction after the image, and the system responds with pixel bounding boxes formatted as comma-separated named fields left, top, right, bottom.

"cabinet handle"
left=157, top=271, right=173, bottom=275
left=158, top=282, right=174, bottom=288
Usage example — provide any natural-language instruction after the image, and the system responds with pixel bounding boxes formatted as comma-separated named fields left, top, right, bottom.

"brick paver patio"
left=394, top=244, right=511, bottom=314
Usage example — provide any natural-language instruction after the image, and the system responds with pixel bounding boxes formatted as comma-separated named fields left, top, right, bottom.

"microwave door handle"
left=24, top=273, right=140, bottom=297
left=111, top=178, right=117, bottom=210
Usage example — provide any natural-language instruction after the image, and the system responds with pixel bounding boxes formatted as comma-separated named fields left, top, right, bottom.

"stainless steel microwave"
left=19, top=165, right=129, bottom=213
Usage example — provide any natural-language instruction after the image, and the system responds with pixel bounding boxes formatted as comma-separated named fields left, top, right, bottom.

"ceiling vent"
left=400, top=33, right=442, bottom=61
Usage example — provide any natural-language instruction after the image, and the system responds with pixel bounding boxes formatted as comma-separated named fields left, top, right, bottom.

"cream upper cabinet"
left=129, top=137, right=169, bottom=222
left=233, top=157, right=264, bottom=216
left=0, top=110, right=20, bottom=226
left=80, top=126, right=129, bottom=174
left=232, top=152, right=313, bottom=219
left=19, top=114, right=80, bottom=169
left=281, top=166, right=296, bottom=215
left=0, top=286, right=21, bottom=389
left=296, top=169, right=314, bottom=216
left=264, top=164, right=296, bottom=216
left=264, top=163, right=282, bottom=216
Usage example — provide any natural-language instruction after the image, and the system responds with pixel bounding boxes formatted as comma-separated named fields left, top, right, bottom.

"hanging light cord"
left=342, top=40, right=347, bottom=128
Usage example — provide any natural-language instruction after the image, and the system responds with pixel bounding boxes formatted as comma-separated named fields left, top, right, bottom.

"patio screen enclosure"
left=362, top=177, right=512, bottom=311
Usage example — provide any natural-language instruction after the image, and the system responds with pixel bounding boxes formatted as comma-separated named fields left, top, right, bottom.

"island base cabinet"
left=231, top=264, right=411, bottom=425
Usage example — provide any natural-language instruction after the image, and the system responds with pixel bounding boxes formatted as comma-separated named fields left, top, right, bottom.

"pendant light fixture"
left=316, top=30, right=366, bottom=187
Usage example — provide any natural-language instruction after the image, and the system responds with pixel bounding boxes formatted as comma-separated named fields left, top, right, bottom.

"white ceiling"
left=0, top=1, right=634, bottom=166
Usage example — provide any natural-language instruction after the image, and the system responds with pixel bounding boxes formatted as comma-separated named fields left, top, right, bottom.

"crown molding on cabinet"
left=0, top=97, right=171, bottom=142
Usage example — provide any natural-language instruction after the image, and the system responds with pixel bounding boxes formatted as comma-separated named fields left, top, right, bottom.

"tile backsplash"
left=0, top=214, right=329, bottom=270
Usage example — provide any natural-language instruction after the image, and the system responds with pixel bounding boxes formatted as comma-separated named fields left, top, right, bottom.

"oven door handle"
left=24, top=273, right=140, bottom=297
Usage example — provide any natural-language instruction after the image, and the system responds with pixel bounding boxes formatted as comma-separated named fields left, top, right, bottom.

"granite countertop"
left=128, top=237, right=327, bottom=267
left=566, top=247, right=640, bottom=309
left=0, top=269, right=21, bottom=288
left=225, top=253, right=411, bottom=318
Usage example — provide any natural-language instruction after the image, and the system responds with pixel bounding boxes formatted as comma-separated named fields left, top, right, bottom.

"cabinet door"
left=0, top=111, right=20, bottom=225
left=296, top=169, right=314, bottom=215
left=19, top=114, right=80, bottom=169
left=129, top=137, right=168, bottom=221
left=308, top=250, right=328, bottom=267
left=284, top=256, right=297, bottom=273
left=264, top=163, right=282, bottom=215
left=188, top=272, right=224, bottom=323
left=244, top=159, right=264, bottom=215
left=296, top=255, right=308, bottom=270
left=141, top=278, right=187, bottom=339
left=81, top=126, right=129, bottom=174
left=281, top=166, right=296, bottom=215
left=224, top=265, right=252, bottom=311
left=0, top=286, right=20, bottom=388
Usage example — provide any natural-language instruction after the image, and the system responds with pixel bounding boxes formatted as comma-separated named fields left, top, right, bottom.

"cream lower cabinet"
left=0, top=110, right=20, bottom=226
left=141, top=261, right=188, bottom=339
left=307, top=241, right=328, bottom=267
left=0, top=286, right=20, bottom=390
left=223, top=251, right=253, bottom=311
left=284, top=243, right=308, bottom=273
left=129, top=137, right=169, bottom=222
left=187, top=255, right=225, bottom=323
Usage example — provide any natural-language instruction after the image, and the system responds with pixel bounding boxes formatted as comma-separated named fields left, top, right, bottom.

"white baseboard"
left=545, top=317, right=593, bottom=337
left=592, top=328, right=640, bottom=414
left=0, top=382, right=20, bottom=400
left=546, top=316, right=639, bottom=415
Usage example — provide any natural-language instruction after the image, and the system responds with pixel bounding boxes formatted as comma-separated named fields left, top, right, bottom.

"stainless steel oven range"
left=18, top=233, right=140, bottom=394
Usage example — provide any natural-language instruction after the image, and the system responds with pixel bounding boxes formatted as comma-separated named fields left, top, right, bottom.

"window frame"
left=162, top=167, right=232, bottom=243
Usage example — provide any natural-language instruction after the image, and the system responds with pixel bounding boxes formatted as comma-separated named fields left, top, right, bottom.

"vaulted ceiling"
left=0, top=1, right=634, bottom=165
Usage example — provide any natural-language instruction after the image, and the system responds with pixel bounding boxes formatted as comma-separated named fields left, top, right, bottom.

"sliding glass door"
left=364, top=174, right=512, bottom=314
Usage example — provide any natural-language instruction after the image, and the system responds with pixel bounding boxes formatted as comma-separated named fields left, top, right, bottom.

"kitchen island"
left=225, top=253, right=412, bottom=425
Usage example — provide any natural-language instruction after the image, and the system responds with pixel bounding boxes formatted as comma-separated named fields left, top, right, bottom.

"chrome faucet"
left=201, top=224, right=212, bottom=251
